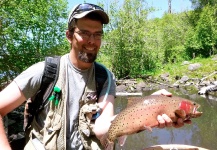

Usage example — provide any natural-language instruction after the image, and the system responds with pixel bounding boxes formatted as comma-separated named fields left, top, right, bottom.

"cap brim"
left=73, top=9, right=109, bottom=24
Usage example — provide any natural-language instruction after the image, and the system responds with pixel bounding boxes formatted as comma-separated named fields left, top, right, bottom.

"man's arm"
left=0, top=115, right=11, bottom=150
left=0, top=81, right=26, bottom=149
left=0, top=81, right=26, bottom=116
left=93, top=95, right=115, bottom=139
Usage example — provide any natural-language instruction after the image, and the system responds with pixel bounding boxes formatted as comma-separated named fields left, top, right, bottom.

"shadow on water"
left=114, top=88, right=217, bottom=150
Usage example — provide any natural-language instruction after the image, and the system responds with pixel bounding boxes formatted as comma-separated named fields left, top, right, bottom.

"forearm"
left=93, top=114, right=117, bottom=139
left=0, top=114, right=11, bottom=150
left=93, top=95, right=116, bottom=139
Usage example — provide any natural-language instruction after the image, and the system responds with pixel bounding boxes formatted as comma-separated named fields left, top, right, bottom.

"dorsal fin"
left=127, top=97, right=143, bottom=107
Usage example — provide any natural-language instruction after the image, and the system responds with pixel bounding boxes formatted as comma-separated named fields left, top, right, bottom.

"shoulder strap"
left=38, top=56, right=61, bottom=109
left=24, top=56, right=60, bottom=131
left=94, top=62, right=108, bottom=98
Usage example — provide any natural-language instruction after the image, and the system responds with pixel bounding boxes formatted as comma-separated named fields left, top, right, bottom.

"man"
left=0, top=3, right=189, bottom=150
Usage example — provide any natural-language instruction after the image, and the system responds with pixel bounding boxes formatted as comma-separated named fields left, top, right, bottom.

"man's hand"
left=157, top=114, right=173, bottom=128
left=157, top=114, right=191, bottom=128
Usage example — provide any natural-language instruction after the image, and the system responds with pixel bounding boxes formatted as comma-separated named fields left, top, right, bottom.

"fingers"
left=157, top=115, right=165, bottom=128
left=157, top=114, right=192, bottom=129
left=157, top=114, right=172, bottom=128
left=184, top=119, right=192, bottom=124
left=172, top=118, right=184, bottom=128
left=172, top=118, right=192, bottom=128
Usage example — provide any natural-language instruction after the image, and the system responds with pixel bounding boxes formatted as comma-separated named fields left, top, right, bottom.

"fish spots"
left=105, top=95, right=201, bottom=146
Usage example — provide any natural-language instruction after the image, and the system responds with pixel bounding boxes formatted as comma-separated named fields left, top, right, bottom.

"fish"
left=100, top=95, right=202, bottom=150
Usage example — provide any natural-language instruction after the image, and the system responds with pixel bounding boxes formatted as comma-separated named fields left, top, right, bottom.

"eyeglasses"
left=75, top=30, right=103, bottom=40
left=68, top=3, right=104, bottom=25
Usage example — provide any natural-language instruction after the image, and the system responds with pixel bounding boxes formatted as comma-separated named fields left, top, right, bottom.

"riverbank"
left=116, top=55, right=217, bottom=94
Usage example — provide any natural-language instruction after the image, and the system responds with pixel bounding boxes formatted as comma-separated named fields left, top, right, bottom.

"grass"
left=98, top=53, right=217, bottom=83
left=154, top=56, right=217, bottom=82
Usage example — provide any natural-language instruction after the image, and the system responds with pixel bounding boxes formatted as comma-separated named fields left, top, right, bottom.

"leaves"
left=100, top=0, right=156, bottom=79
left=1, top=0, right=217, bottom=87
left=98, top=0, right=217, bottom=79
left=0, top=0, right=68, bottom=87
left=185, top=4, right=217, bottom=58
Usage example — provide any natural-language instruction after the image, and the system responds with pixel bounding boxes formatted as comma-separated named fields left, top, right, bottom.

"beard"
left=78, top=51, right=97, bottom=63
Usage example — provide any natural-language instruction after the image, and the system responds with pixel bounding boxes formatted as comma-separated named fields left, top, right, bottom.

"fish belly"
left=109, top=102, right=173, bottom=141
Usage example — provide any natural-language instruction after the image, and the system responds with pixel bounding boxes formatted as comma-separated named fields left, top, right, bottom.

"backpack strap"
left=38, top=56, right=61, bottom=109
left=24, top=56, right=60, bottom=131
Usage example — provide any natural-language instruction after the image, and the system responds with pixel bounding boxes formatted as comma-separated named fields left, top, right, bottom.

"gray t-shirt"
left=14, top=54, right=116, bottom=149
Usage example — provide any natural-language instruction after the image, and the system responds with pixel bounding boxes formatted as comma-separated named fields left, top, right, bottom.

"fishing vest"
left=24, top=55, right=107, bottom=150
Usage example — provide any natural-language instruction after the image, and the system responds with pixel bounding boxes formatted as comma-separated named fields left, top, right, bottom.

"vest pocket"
left=43, top=110, right=62, bottom=149
left=27, top=110, right=62, bottom=149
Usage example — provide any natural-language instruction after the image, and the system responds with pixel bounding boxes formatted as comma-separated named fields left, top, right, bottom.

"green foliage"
left=1, top=0, right=217, bottom=87
left=190, top=0, right=217, bottom=9
left=100, top=0, right=159, bottom=79
left=161, top=13, right=191, bottom=63
left=185, top=4, right=217, bottom=58
left=155, top=56, right=217, bottom=83
left=164, top=45, right=187, bottom=63
left=99, top=0, right=193, bottom=79
left=0, top=0, right=68, bottom=86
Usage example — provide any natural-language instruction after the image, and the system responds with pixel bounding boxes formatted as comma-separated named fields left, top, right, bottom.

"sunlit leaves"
left=185, top=4, right=217, bottom=58
left=101, top=0, right=155, bottom=79
left=0, top=0, right=68, bottom=87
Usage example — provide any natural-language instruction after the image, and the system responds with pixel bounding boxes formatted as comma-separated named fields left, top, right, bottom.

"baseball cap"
left=68, top=3, right=109, bottom=29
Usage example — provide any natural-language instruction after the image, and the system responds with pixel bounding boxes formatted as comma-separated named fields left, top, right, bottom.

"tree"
left=99, top=0, right=191, bottom=78
left=0, top=0, right=68, bottom=88
left=185, top=4, right=217, bottom=58
left=188, top=0, right=217, bottom=26
left=160, top=12, right=191, bottom=63
left=168, top=0, right=172, bottom=13
left=190, top=0, right=217, bottom=9
left=100, top=0, right=158, bottom=79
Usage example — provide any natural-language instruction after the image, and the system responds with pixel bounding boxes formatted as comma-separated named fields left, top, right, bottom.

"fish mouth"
left=191, top=105, right=203, bottom=118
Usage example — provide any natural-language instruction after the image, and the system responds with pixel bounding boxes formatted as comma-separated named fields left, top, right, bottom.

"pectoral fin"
left=105, top=143, right=114, bottom=150
left=144, top=126, right=152, bottom=132
left=118, top=135, right=127, bottom=146
left=175, top=109, right=186, bottom=119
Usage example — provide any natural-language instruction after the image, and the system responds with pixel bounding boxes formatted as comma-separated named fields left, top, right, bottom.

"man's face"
left=72, top=17, right=103, bottom=63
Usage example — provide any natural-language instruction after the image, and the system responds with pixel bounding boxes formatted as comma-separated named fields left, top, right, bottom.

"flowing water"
left=114, top=88, right=217, bottom=150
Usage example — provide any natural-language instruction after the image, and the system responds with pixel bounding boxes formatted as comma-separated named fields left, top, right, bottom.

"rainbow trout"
left=100, top=95, right=202, bottom=150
